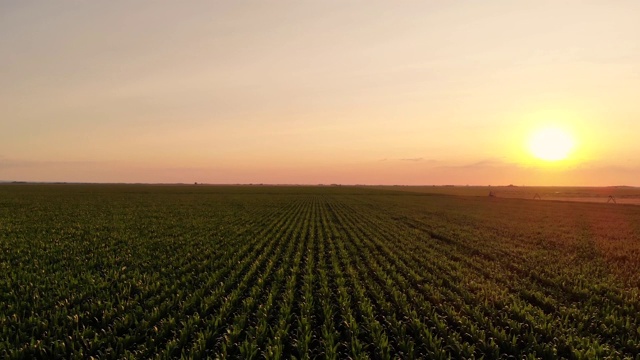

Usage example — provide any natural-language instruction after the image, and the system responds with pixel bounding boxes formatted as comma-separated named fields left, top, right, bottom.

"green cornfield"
left=1, top=184, right=639, bottom=359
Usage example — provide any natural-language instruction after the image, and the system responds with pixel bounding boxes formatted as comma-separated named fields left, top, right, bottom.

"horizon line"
left=1, top=181, right=637, bottom=188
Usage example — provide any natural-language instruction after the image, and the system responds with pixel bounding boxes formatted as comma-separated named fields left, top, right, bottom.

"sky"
left=2, top=1, right=639, bottom=185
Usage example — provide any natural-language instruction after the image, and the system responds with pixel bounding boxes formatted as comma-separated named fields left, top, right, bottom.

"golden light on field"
left=528, top=127, right=575, bottom=162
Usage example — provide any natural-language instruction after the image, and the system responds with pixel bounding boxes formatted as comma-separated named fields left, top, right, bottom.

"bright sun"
left=528, top=127, right=575, bottom=161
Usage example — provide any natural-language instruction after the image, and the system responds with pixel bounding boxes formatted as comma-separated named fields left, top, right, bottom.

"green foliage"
left=1, top=184, right=639, bottom=359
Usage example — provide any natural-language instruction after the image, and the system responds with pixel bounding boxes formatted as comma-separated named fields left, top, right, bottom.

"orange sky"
left=2, top=1, right=639, bottom=185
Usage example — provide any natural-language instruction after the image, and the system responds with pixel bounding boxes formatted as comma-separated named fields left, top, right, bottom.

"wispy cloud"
left=377, top=157, right=439, bottom=163
left=0, top=158, right=103, bottom=169
left=436, top=158, right=511, bottom=169
left=0, top=158, right=38, bottom=169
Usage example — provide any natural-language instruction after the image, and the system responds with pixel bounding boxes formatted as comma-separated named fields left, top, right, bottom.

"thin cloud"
left=0, top=158, right=38, bottom=169
left=377, top=157, right=438, bottom=163
left=465, top=158, right=509, bottom=168
left=437, top=158, right=511, bottom=169
left=396, top=158, right=440, bottom=163
left=0, top=158, right=110, bottom=170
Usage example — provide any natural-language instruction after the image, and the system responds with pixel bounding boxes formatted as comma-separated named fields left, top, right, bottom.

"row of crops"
left=1, top=185, right=639, bottom=359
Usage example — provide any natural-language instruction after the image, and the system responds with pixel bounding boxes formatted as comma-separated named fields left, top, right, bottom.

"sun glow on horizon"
left=528, top=127, right=575, bottom=162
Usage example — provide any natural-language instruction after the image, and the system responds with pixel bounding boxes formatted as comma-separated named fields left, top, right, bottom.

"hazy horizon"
left=1, top=180, right=637, bottom=188
left=3, top=1, right=640, bottom=186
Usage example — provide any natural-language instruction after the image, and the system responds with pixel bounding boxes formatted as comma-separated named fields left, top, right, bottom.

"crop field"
left=1, top=184, right=640, bottom=359
left=375, top=186, right=640, bottom=205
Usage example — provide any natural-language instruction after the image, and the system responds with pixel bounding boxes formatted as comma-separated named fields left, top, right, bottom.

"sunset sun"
left=528, top=127, right=575, bottom=162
